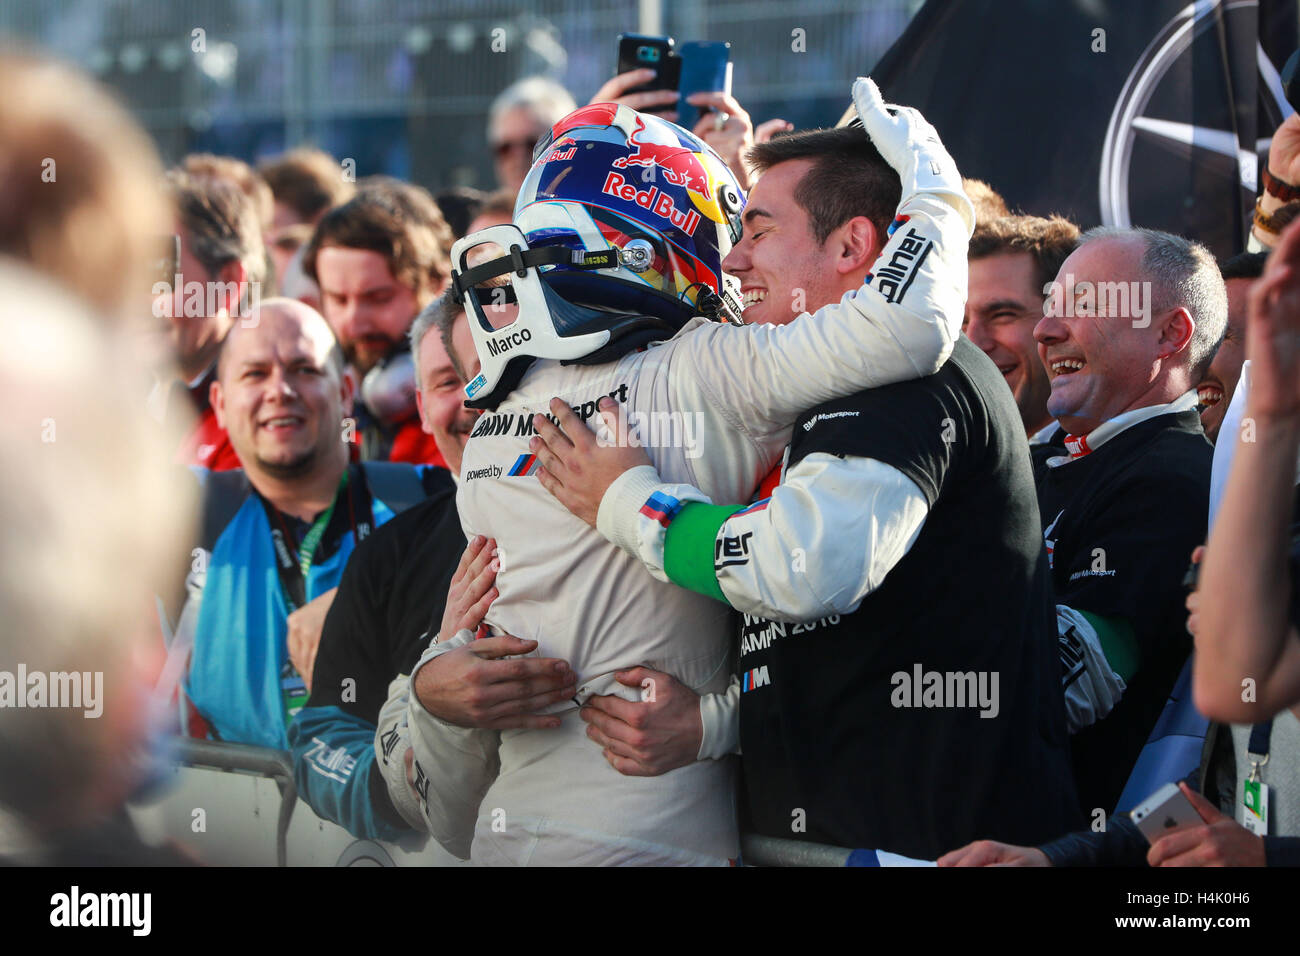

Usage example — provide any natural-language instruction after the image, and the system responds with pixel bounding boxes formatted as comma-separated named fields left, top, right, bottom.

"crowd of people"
left=2, top=39, right=1300, bottom=868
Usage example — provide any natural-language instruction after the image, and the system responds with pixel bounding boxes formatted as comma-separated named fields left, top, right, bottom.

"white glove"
left=852, top=77, right=974, bottom=235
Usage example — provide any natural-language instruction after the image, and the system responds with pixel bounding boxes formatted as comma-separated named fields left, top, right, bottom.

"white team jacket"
left=377, top=188, right=971, bottom=865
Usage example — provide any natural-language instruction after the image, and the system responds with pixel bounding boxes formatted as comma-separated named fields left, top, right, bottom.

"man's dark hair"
left=746, top=127, right=900, bottom=245
left=181, top=153, right=274, bottom=230
left=969, top=214, right=1082, bottom=297
left=258, top=147, right=355, bottom=223
left=477, top=189, right=516, bottom=222
left=356, top=176, right=454, bottom=244
left=166, top=169, right=267, bottom=287
left=303, top=183, right=451, bottom=304
left=1219, top=250, right=1267, bottom=282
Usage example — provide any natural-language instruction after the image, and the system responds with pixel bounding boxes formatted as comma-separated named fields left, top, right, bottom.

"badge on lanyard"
left=1241, top=720, right=1272, bottom=837
left=282, top=662, right=310, bottom=725
left=1242, top=776, right=1269, bottom=836
left=265, top=470, right=351, bottom=727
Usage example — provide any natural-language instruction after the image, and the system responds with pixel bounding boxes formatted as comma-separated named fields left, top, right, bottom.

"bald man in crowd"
left=161, top=298, right=443, bottom=756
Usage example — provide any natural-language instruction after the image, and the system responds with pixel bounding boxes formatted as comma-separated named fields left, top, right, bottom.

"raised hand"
left=590, top=68, right=679, bottom=122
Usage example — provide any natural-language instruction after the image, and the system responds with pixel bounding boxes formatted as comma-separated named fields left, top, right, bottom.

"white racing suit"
left=378, top=166, right=973, bottom=869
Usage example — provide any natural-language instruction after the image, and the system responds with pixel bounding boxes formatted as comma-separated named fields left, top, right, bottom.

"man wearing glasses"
left=486, top=77, right=576, bottom=196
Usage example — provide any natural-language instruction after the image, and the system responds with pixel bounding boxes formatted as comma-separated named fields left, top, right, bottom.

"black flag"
left=867, top=0, right=1296, bottom=258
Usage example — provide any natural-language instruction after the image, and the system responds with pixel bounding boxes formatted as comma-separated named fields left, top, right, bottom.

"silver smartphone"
left=1130, top=782, right=1202, bottom=843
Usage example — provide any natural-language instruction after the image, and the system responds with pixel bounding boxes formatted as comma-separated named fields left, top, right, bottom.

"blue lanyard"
left=1247, top=720, right=1273, bottom=759
left=258, top=465, right=373, bottom=612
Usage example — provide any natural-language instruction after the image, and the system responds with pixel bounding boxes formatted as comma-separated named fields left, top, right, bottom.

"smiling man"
left=214, top=300, right=352, bottom=492
left=380, top=83, right=985, bottom=866
left=415, top=300, right=482, bottom=465
left=964, top=215, right=1080, bottom=440
left=1031, top=226, right=1225, bottom=814
left=526, top=125, right=1084, bottom=860
left=1197, top=252, right=1266, bottom=442
left=722, top=150, right=897, bottom=329
left=166, top=298, right=442, bottom=750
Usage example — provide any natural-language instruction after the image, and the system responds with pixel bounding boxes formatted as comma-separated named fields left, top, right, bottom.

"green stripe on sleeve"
left=663, top=502, right=746, bottom=605
left=1079, top=610, right=1141, bottom=682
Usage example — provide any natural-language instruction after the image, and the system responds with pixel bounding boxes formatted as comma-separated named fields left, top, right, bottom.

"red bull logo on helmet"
left=600, top=172, right=702, bottom=236
left=612, top=116, right=714, bottom=202
left=544, top=136, right=578, bottom=163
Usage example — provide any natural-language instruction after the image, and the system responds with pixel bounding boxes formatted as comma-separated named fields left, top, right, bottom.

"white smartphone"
left=1130, top=782, right=1202, bottom=843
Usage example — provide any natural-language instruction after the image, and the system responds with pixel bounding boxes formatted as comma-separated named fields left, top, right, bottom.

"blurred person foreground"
left=0, top=262, right=194, bottom=864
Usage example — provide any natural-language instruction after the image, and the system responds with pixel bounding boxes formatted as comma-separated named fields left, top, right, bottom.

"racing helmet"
left=450, top=103, right=746, bottom=409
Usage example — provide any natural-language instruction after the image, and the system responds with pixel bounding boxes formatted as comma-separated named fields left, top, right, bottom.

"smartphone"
left=616, top=33, right=679, bottom=106
left=676, top=41, right=732, bottom=128
left=1130, top=782, right=1202, bottom=843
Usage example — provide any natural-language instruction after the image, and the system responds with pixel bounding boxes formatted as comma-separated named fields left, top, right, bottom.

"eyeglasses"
left=492, top=137, right=538, bottom=159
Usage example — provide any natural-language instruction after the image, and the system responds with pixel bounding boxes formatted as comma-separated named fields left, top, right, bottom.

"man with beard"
left=303, top=182, right=453, bottom=466
left=165, top=298, right=443, bottom=748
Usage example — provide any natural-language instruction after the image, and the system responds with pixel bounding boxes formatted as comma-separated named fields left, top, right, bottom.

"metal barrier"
left=128, top=737, right=463, bottom=866
left=141, top=737, right=863, bottom=866
left=172, top=737, right=298, bottom=867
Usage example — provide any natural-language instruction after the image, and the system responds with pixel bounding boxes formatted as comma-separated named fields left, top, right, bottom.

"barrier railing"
left=147, top=738, right=859, bottom=866
left=133, top=738, right=462, bottom=866
left=171, top=737, right=297, bottom=867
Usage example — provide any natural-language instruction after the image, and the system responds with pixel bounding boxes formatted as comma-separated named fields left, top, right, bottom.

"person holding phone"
left=591, top=53, right=792, bottom=191
left=945, top=475, right=1300, bottom=868
left=939, top=724, right=1300, bottom=866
